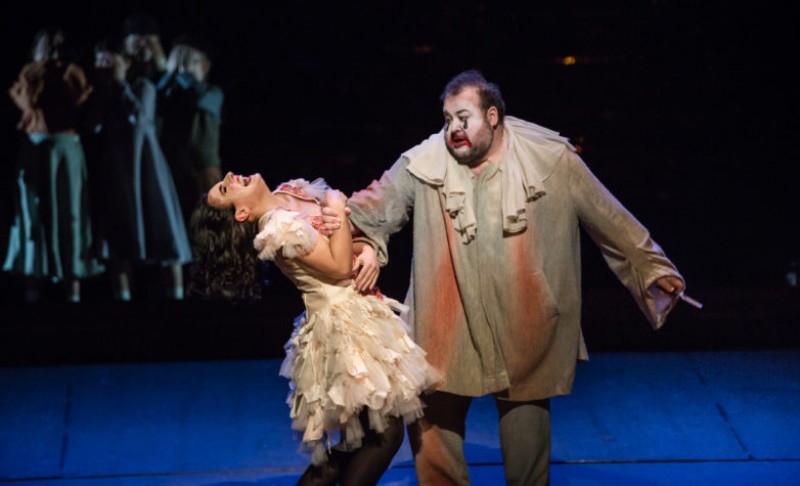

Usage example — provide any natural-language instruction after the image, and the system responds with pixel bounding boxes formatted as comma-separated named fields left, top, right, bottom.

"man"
left=326, top=69, right=685, bottom=485
left=122, top=13, right=168, bottom=84
left=157, top=36, right=224, bottom=222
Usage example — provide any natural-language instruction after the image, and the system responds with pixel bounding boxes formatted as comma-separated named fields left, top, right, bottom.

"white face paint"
left=442, top=87, right=495, bottom=167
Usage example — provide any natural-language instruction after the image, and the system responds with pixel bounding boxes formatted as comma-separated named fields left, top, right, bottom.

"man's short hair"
left=123, top=13, right=160, bottom=37
left=440, top=69, right=506, bottom=123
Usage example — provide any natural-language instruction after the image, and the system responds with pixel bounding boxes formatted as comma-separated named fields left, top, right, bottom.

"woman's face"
left=32, top=32, right=63, bottom=62
left=207, top=172, right=265, bottom=213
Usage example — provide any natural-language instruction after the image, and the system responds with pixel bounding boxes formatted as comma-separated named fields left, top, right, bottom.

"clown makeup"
left=443, top=87, right=496, bottom=167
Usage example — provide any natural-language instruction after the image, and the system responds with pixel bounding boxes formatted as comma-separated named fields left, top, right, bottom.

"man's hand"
left=656, top=275, right=704, bottom=308
left=324, top=189, right=348, bottom=211
left=353, top=243, right=379, bottom=292
left=654, top=275, right=684, bottom=297
left=166, top=44, right=191, bottom=74
left=319, top=203, right=350, bottom=237
left=145, top=35, right=168, bottom=72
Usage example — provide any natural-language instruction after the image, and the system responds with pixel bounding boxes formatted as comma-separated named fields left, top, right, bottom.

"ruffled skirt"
left=280, top=289, right=441, bottom=465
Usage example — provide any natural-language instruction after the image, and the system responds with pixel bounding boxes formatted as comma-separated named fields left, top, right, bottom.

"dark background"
left=1, top=0, right=797, bottom=363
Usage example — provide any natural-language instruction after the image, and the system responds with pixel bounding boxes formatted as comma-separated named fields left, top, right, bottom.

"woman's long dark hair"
left=188, top=195, right=264, bottom=300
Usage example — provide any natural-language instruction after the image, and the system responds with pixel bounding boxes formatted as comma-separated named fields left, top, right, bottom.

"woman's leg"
left=296, top=448, right=351, bottom=486
left=109, top=257, right=132, bottom=301
left=164, top=263, right=184, bottom=300
left=66, top=277, right=80, bottom=303
left=24, top=277, right=40, bottom=302
left=339, top=413, right=404, bottom=486
left=296, top=410, right=404, bottom=486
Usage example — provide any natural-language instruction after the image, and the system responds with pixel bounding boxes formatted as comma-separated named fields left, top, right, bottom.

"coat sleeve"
left=567, top=151, right=684, bottom=329
left=347, top=157, right=416, bottom=266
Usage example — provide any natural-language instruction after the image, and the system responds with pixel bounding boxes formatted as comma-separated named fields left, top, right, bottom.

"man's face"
left=442, top=87, right=495, bottom=167
left=185, top=49, right=210, bottom=83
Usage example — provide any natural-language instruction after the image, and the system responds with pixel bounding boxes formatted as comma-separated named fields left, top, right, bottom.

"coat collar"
left=402, top=116, right=574, bottom=242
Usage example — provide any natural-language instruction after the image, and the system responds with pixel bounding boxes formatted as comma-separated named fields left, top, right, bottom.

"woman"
left=84, top=38, right=192, bottom=301
left=190, top=172, right=441, bottom=485
left=4, top=28, right=104, bottom=302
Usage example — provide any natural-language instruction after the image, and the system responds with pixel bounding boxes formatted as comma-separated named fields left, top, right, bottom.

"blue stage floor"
left=2, top=350, right=799, bottom=485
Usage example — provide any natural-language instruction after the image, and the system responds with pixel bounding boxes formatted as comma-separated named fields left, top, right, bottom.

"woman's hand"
left=8, top=81, right=29, bottom=110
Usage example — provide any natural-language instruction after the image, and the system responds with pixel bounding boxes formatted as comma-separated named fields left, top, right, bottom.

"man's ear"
left=234, top=207, right=251, bottom=222
left=487, top=106, right=499, bottom=128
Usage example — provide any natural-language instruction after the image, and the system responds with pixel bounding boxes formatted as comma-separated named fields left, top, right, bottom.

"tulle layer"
left=279, top=291, right=442, bottom=465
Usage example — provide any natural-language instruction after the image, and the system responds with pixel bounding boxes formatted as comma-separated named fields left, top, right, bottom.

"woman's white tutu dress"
left=253, top=179, right=441, bottom=465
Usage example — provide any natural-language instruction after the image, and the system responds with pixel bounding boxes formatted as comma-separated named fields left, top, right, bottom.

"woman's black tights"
left=296, top=412, right=404, bottom=486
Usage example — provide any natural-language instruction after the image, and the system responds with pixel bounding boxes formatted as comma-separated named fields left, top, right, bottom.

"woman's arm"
left=296, top=190, right=353, bottom=279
